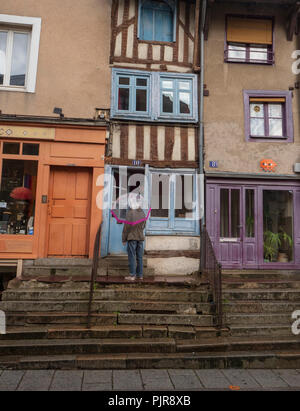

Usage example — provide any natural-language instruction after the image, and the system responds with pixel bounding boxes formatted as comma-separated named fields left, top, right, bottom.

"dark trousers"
left=127, top=240, right=144, bottom=278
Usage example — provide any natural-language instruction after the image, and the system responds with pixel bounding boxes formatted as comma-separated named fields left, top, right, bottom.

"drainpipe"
left=199, top=0, right=207, bottom=230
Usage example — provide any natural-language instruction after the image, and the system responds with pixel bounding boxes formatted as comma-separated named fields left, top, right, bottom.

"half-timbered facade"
left=103, top=0, right=203, bottom=275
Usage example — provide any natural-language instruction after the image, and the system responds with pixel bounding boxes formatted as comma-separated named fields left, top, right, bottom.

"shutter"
left=227, top=17, right=273, bottom=45
left=249, top=97, right=285, bottom=103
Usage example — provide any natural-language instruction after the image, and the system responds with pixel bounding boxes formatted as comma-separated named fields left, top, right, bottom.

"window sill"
left=224, top=59, right=274, bottom=65
left=0, top=86, right=31, bottom=93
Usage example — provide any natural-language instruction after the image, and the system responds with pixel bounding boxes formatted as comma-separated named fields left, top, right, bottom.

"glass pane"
left=231, top=189, right=240, bottom=238
left=246, top=189, right=255, bottom=238
left=136, top=89, right=147, bottom=112
left=0, top=159, right=38, bottom=235
left=162, top=80, right=173, bottom=89
left=268, top=104, right=282, bottom=118
left=119, top=77, right=130, bottom=85
left=150, top=174, right=170, bottom=218
left=250, top=45, right=268, bottom=61
left=22, top=143, right=39, bottom=156
left=136, top=78, right=147, bottom=87
left=3, top=143, right=20, bottom=155
left=179, top=92, right=191, bottom=114
left=10, top=32, right=29, bottom=86
left=175, top=175, right=195, bottom=218
left=220, top=189, right=229, bottom=237
left=263, top=190, right=293, bottom=263
left=0, top=32, right=7, bottom=85
left=179, top=81, right=190, bottom=90
left=118, top=88, right=130, bottom=110
left=269, top=119, right=283, bottom=137
left=162, top=91, right=173, bottom=113
left=228, top=44, right=246, bottom=61
left=250, top=103, right=264, bottom=118
left=250, top=118, right=265, bottom=136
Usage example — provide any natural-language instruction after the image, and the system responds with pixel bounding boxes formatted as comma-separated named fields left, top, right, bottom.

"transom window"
left=112, top=69, right=197, bottom=123
left=139, top=0, right=176, bottom=42
left=243, top=91, right=293, bottom=142
left=225, top=16, right=274, bottom=64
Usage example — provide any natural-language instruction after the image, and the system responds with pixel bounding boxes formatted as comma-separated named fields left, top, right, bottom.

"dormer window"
left=138, top=0, right=176, bottom=43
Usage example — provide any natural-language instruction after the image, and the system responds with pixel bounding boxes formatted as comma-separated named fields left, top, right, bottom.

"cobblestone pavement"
left=0, top=369, right=300, bottom=391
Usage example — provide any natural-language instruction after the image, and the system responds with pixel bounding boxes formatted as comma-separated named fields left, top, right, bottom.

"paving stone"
left=17, top=370, right=55, bottom=391
left=222, top=369, right=261, bottom=389
left=0, top=371, right=25, bottom=391
left=140, top=369, right=174, bottom=390
left=49, top=370, right=83, bottom=391
left=274, top=370, right=300, bottom=387
left=195, top=370, right=232, bottom=389
left=113, top=370, right=143, bottom=391
left=168, top=369, right=203, bottom=390
left=248, top=370, right=289, bottom=388
left=82, top=370, right=113, bottom=391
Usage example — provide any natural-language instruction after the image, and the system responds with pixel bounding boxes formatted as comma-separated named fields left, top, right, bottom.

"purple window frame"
left=224, top=15, right=275, bottom=65
left=243, top=90, right=294, bottom=143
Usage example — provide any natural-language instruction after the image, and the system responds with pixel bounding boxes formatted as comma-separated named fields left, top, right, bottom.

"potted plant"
left=263, top=230, right=280, bottom=262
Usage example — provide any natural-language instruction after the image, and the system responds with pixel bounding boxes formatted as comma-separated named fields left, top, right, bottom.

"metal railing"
left=200, top=225, right=223, bottom=329
left=86, top=222, right=102, bottom=329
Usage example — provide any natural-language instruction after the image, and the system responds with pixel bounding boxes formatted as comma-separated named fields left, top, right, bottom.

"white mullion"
left=4, top=30, right=13, bottom=86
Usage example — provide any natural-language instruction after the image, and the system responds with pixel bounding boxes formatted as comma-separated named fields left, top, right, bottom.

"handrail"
left=86, top=222, right=102, bottom=329
left=200, top=225, right=223, bottom=329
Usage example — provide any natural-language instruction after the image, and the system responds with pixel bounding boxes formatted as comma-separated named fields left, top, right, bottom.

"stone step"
left=223, top=301, right=300, bottom=314
left=22, top=266, right=154, bottom=277
left=1, top=288, right=209, bottom=304
left=222, top=280, right=300, bottom=290
left=5, top=312, right=117, bottom=327
left=222, top=270, right=300, bottom=280
left=226, top=313, right=293, bottom=326
left=229, top=324, right=294, bottom=338
left=223, top=289, right=300, bottom=301
left=26, top=256, right=148, bottom=268
left=1, top=350, right=300, bottom=370
left=117, top=313, right=213, bottom=327
left=0, top=324, right=226, bottom=341
left=0, top=299, right=210, bottom=315
left=0, top=337, right=177, bottom=356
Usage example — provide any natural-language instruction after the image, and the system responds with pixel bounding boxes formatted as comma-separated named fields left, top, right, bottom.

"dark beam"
left=287, top=2, right=300, bottom=41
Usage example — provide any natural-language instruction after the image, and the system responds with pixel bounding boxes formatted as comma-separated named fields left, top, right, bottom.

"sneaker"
left=125, top=276, right=136, bottom=281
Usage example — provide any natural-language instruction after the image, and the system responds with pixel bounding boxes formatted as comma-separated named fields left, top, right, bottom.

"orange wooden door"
left=47, top=167, right=92, bottom=257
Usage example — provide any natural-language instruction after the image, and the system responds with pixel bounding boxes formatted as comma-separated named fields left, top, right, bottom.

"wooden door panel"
left=47, top=167, right=91, bottom=257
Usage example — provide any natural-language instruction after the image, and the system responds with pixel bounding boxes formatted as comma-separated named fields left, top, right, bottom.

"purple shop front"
left=206, top=178, right=300, bottom=269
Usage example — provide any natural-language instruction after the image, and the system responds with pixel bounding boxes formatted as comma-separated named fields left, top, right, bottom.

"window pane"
left=269, top=119, right=283, bottom=136
left=228, top=44, right=246, bottom=61
left=179, top=81, right=190, bottom=90
left=0, top=32, right=7, bottom=85
left=118, top=88, right=130, bottom=110
left=136, top=78, right=147, bottom=87
left=0, top=159, right=38, bottom=235
left=3, top=143, right=20, bottom=155
left=220, top=189, right=229, bottom=237
left=231, top=189, right=240, bottom=238
left=136, top=89, right=147, bottom=112
left=22, top=143, right=39, bottom=156
left=10, top=32, right=29, bottom=86
left=150, top=173, right=170, bottom=218
left=162, top=80, right=173, bottom=89
left=179, top=92, right=191, bottom=114
left=268, top=104, right=282, bottom=118
left=119, top=77, right=130, bottom=85
left=246, top=189, right=255, bottom=238
left=162, top=91, right=173, bottom=113
left=250, top=103, right=264, bottom=118
left=250, top=45, right=268, bottom=61
left=175, top=175, right=195, bottom=218
left=251, top=118, right=265, bottom=136
left=263, top=190, right=293, bottom=262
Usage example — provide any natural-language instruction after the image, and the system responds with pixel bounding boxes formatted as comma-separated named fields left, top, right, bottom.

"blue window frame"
left=138, top=0, right=176, bottom=43
left=160, top=76, right=193, bottom=118
left=111, top=69, right=198, bottom=123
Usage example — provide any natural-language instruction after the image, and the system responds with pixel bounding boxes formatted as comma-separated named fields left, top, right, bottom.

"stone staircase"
left=0, top=268, right=299, bottom=370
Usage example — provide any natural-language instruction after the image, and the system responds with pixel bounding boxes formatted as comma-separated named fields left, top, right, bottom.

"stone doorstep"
left=2, top=350, right=300, bottom=370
